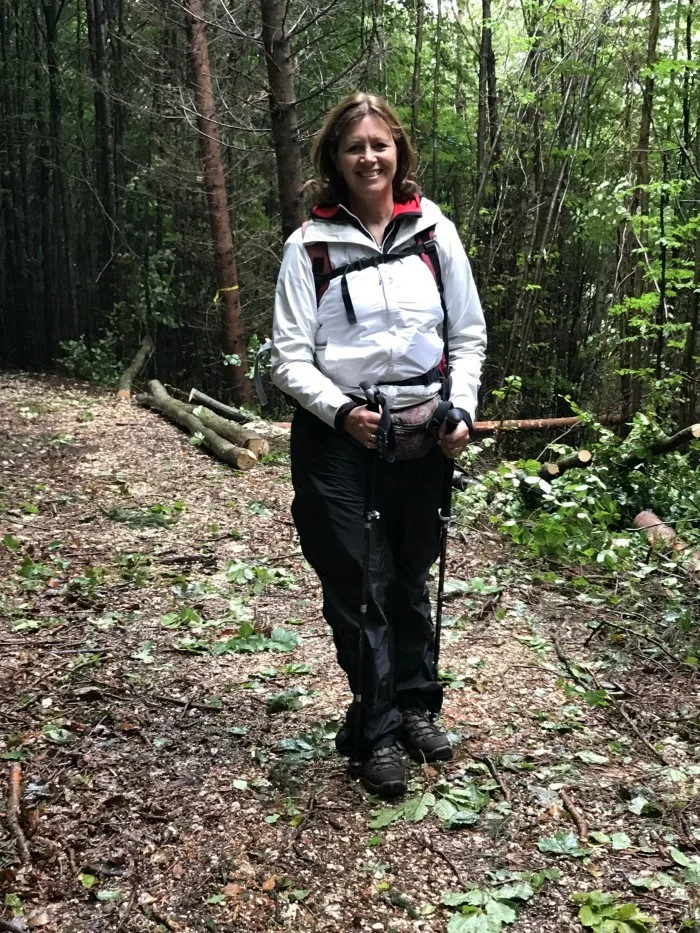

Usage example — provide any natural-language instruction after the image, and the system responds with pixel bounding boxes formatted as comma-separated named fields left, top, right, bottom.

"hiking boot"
left=399, top=710, right=453, bottom=763
left=360, top=743, right=406, bottom=798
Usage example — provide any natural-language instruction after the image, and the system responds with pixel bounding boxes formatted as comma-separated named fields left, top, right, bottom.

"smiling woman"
left=269, top=93, right=487, bottom=799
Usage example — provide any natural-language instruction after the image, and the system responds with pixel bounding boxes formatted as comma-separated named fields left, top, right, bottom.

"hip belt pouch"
left=391, top=395, right=441, bottom=460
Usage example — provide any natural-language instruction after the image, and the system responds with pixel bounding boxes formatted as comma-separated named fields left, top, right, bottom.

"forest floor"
left=1, top=373, right=699, bottom=933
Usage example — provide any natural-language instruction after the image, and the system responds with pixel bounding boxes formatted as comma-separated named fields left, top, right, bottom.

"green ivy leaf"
left=537, top=831, right=588, bottom=857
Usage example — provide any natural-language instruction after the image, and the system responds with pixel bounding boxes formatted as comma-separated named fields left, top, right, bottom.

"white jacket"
left=271, top=196, right=486, bottom=427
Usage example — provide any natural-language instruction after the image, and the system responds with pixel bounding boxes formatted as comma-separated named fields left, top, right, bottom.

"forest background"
left=0, top=0, right=699, bottom=425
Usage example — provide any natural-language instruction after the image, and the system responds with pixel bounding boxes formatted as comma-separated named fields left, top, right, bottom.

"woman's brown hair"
left=310, top=94, right=419, bottom=206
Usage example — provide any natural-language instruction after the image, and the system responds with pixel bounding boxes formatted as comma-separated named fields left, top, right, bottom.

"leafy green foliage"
left=106, top=501, right=184, bottom=528
left=277, top=721, right=338, bottom=764
left=441, top=869, right=558, bottom=932
left=225, top=560, right=296, bottom=593
left=266, top=686, right=317, bottom=713
left=369, top=776, right=491, bottom=830
left=178, top=622, right=300, bottom=655
left=459, top=413, right=700, bottom=569
left=537, top=830, right=589, bottom=858
left=572, top=890, right=656, bottom=931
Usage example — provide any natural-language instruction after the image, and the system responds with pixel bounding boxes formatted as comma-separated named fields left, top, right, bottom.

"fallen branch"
left=6, top=764, right=31, bottom=866
left=137, top=381, right=256, bottom=471
left=560, top=788, right=588, bottom=841
left=473, top=415, right=621, bottom=433
left=620, top=423, right=700, bottom=468
left=116, top=336, right=153, bottom=399
left=188, top=388, right=254, bottom=424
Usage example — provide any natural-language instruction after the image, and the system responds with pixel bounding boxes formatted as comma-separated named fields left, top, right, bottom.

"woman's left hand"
left=438, top=418, right=471, bottom=459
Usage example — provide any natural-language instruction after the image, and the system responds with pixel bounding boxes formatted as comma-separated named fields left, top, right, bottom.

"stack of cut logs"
left=135, top=381, right=272, bottom=471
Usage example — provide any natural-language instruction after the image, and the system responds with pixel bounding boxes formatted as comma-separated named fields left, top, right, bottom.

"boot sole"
left=360, top=775, right=407, bottom=798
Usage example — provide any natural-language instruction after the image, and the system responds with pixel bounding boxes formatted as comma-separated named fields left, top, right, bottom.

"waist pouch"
left=390, top=394, right=442, bottom=461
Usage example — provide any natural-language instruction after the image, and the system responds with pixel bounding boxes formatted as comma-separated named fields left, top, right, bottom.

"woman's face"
left=335, top=114, right=397, bottom=209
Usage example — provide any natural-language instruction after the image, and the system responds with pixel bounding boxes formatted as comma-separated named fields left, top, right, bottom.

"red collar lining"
left=311, top=195, right=423, bottom=222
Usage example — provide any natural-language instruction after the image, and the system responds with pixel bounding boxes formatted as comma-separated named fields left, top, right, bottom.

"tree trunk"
left=85, top=0, right=117, bottom=318
left=260, top=0, right=304, bottom=241
left=410, top=0, right=424, bottom=148
left=184, top=0, right=252, bottom=405
left=430, top=0, right=442, bottom=200
left=476, top=0, right=489, bottom=190
left=621, top=0, right=660, bottom=419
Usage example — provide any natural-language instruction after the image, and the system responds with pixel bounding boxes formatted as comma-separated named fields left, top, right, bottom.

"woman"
left=271, top=93, right=486, bottom=798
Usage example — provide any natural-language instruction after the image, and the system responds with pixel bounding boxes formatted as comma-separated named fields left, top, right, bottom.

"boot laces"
left=403, top=710, right=440, bottom=739
left=370, top=744, right=402, bottom=772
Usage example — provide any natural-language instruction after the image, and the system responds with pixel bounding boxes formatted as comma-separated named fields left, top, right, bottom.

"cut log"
left=188, top=388, right=254, bottom=424
left=117, top=336, right=153, bottom=399
left=633, top=510, right=700, bottom=573
left=473, top=415, right=621, bottom=433
left=539, top=449, right=593, bottom=479
left=138, top=382, right=257, bottom=471
left=187, top=404, right=269, bottom=457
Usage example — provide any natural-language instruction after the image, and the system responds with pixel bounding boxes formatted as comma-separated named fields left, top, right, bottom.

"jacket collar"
left=311, top=195, right=422, bottom=223
left=306, top=196, right=441, bottom=251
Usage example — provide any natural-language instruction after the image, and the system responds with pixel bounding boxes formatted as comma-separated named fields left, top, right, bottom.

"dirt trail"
left=1, top=374, right=698, bottom=932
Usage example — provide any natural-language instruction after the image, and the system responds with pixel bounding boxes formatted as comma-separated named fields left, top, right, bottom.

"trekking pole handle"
left=359, top=381, right=381, bottom=413
left=444, top=408, right=463, bottom=435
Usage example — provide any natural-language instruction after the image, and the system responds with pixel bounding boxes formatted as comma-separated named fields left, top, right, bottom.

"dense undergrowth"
left=456, top=410, right=700, bottom=666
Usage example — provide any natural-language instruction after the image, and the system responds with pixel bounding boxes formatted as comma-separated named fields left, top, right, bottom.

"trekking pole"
left=434, top=408, right=463, bottom=680
left=349, top=382, right=382, bottom=777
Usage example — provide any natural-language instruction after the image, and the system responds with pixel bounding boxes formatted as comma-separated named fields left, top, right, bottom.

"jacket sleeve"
left=435, top=220, right=487, bottom=421
left=270, top=232, right=356, bottom=427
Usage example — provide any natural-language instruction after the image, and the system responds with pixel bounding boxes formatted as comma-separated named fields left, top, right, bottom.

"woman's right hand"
left=344, top=405, right=382, bottom=449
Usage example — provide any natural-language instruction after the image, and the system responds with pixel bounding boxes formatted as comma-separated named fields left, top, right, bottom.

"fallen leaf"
left=171, top=863, right=185, bottom=879
left=261, top=876, right=276, bottom=892
left=223, top=883, right=244, bottom=898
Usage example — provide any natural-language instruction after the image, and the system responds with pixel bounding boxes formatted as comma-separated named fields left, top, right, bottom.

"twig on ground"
left=560, top=788, right=589, bottom=841
left=140, top=904, right=183, bottom=930
left=584, top=619, right=683, bottom=664
left=416, top=831, right=466, bottom=887
left=6, top=764, right=31, bottom=866
left=67, top=847, right=79, bottom=876
left=589, top=674, right=671, bottom=766
left=293, top=794, right=317, bottom=839
left=473, top=755, right=511, bottom=803
left=552, top=638, right=589, bottom=687
left=116, top=885, right=139, bottom=932
left=553, top=638, right=670, bottom=765
left=152, top=693, right=221, bottom=712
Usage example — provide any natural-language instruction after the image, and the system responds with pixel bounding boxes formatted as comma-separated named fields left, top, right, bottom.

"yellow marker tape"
left=213, top=284, right=239, bottom=303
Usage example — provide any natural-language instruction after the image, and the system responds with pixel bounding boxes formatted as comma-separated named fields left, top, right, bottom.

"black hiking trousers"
left=290, top=405, right=445, bottom=759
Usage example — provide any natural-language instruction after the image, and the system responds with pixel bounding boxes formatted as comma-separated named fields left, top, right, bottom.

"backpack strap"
left=415, top=227, right=450, bottom=399
left=302, top=220, right=332, bottom=307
